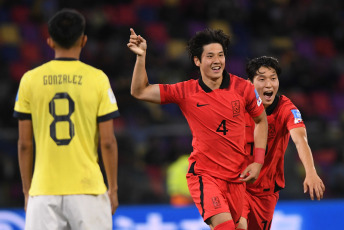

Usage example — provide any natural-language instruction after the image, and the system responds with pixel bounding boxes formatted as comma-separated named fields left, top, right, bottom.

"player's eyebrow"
left=206, top=51, right=224, bottom=55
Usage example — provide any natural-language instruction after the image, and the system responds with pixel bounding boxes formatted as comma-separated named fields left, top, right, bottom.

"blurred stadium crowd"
left=0, top=0, right=343, bottom=207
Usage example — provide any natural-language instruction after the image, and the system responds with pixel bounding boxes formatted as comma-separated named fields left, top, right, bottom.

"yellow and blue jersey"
left=14, top=59, right=119, bottom=196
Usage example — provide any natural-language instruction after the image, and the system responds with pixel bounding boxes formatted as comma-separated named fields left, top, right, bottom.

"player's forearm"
left=290, top=128, right=317, bottom=174
left=131, top=54, right=149, bottom=100
left=101, top=137, right=118, bottom=192
left=253, top=112, right=268, bottom=149
left=18, top=140, right=33, bottom=195
left=296, top=141, right=317, bottom=174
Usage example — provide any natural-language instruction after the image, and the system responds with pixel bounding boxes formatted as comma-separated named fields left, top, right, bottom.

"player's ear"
left=81, top=35, right=87, bottom=48
left=194, top=56, right=201, bottom=67
left=47, top=37, right=55, bottom=49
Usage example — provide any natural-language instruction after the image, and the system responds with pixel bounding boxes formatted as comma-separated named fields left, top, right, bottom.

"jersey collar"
left=54, top=57, right=78, bottom=61
left=265, top=95, right=280, bottom=115
left=198, top=70, right=230, bottom=93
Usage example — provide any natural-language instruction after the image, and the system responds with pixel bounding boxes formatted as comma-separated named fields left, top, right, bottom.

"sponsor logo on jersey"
left=196, top=103, right=209, bottom=107
left=254, top=89, right=262, bottom=106
left=291, top=109, right=302, bottom=124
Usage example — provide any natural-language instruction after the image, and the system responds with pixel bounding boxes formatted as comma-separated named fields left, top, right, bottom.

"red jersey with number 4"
left=245, top=95, right=305, bottom=195
left=160, top=71, right=264, bottom=182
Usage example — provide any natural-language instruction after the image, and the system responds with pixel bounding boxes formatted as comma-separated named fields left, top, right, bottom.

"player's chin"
left=262, top=100, right=273, bottom=107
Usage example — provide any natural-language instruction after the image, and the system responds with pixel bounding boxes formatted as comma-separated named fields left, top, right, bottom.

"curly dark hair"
left=48, top=9, right=86, bottom=49
left=186, top=28, right=230, bottom=66
left=246, top=56, right=282, bottom=81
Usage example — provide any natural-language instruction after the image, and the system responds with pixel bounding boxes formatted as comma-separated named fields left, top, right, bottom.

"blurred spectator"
left=166, top=154, right=193, bottom=206
left=1, top=0, right=344, bottom=207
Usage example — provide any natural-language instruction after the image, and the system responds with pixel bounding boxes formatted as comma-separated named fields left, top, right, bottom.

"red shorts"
left=186, top=171, right=245, bottom=224
left=242, top=191, right=279, bottom=230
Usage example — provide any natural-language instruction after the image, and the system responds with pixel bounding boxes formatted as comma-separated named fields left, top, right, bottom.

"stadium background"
left=0, top=0, right=343, bottom=228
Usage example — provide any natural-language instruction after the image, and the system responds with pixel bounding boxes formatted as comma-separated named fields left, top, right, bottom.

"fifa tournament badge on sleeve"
left=254, top=89, right=262, bottom=107
left=108, top=88, right=117, bottom=104
left=291, top=109, right=302, bottom=124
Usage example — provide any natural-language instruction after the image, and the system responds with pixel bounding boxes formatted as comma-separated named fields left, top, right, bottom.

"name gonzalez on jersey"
left=43, top=74, right=83, bottom=85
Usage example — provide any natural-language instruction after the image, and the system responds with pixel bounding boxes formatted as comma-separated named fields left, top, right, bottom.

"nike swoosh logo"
left=197, top=103, right=209, bottom=107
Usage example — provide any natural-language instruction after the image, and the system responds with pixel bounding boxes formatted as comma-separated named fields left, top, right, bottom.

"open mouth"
left=211, top=66, right=221, bottom=71
left=263, top=91, right=274, bottom=101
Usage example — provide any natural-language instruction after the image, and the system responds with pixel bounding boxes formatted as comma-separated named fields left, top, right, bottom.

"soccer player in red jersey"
left=127, top=28, right=268, bottom=230
left=237, top=56, right=326, bottom=230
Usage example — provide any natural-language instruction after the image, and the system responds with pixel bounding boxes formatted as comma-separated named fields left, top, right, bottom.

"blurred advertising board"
left=0, top=200, right=343, bottom=230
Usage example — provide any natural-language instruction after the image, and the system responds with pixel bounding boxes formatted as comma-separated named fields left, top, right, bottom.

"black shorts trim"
left=188, top=161, right=196, bottom=175
left=198, top=176, right=205, bottom=218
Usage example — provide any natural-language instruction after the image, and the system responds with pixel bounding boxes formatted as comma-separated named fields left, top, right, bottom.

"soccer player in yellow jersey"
left=13, top=9, right=119, bottom=229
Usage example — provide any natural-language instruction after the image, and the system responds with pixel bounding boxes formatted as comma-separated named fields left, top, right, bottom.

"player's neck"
left=54, top=47, right=81, bottom=60
left=202, top=76, right=222, bottom=90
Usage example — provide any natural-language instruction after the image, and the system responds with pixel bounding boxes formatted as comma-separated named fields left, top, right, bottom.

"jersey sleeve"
left=244, top=82, right=264, bottom=118
left=283, top=104, right=305, bottom=131
left=96, top=72, right=120, bottom=123
left=159, top=82, right=184, bottom=104
left=13, top=72, right=32, bottom=120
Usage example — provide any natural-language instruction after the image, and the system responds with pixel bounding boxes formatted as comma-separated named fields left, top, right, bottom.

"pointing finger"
left=130, top=28, right=136, bottom=36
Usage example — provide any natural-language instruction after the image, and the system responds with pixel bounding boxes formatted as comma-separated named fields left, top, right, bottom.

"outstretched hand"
left=127, top=28, right=147, bottom=56
left=240, top=162, right=263, bottom=184
left=304, top=172, right=325, bottom=200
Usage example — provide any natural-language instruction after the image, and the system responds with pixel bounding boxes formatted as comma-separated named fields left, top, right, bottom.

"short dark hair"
left=246, top=56, right=282, bottom=81
left=48, top=9, right=86, bottom=49
left=187, top=28, right=230, bottom=65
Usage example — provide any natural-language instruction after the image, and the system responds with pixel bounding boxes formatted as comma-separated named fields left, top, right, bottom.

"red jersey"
left=245, top=95, right=305, bottom=195
left=160, top=71, right=264, bottom=182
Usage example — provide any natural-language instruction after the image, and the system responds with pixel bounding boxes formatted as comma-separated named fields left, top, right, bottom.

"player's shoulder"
left=229, top=73, right=253, bottom=95
left=164, top=78, right=198, bottom=89
left=230, top=73, right=252, bottom=88
left=20, top=61, right=50, bottom=81
left=230, top=73, right=246, bottom=81
left=278, top=95, right=298, bottom=110
left=277, top=95, right=304, bottom=125
left=76, top=62, right=110, bottom=88
left=275, top=95, right=301, bottom=121
left=78, top=61, right=107, bottom=76
left=179, top=78, right=198, bottom=85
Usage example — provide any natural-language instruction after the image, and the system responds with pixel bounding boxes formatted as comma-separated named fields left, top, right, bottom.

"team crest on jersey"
left=231, top=100, right=240, bottom=117
left=212, top=196, right=221, bottom=209
left=254, top=89, right=262, bottom=107
left=291, top=109, right=302, bottom=124
left=268, top=123, right=276, bottom=139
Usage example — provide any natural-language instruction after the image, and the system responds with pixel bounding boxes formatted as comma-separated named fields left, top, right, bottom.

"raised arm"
left=127, top=28, right=161, bottom=103
left=240, top=110, right=268, bottom=183
left=290, top=127, right=325, bottom=200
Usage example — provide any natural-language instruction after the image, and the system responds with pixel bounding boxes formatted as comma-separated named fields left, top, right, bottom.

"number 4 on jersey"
left=216, top=120, right=228, bottom=135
